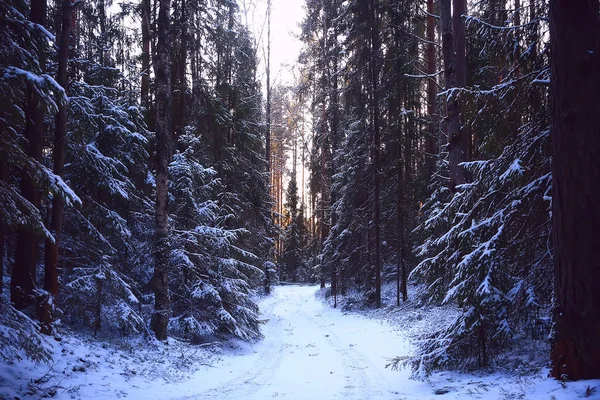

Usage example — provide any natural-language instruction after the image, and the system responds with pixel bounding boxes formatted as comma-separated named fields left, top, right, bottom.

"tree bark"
left=44, top=0, right=72, bottom=297
left=171, top=0, right=187, bottom=146
left=265, top=0, right=271, bottom=175
left=226, top=0, right=234, bottom=145
left=425, top=0, right=438, bottom=177
left=453, top=0, right=466, bottom=89
left=441, top=0, right=468, bottom=192
left=326, top=0, right=339, bottom=308
left=402, top=83, right=414, bottom=304
left=370, top=0, right=381, bottom=308
left=396, top=136, right=405, bottom=306
left=141, top=0, right=151, bottom=125
left=12, top=0, right=47, bottom=311
left=0, top=160, right=5, bottom=295
left=264, top=0, right=272, bottom=295
left=550, top=0, right=600, bottom=381
left=453, top=0, right=470, bottom=162
left=151, top=0, right=172, bottom=341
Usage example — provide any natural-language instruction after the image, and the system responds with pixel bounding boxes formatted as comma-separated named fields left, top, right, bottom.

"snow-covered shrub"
left=168, top=133, right=263, bottom=342
left=0, top=299, right=52, bottom=363
left=61, top=261, right=144, bottom=334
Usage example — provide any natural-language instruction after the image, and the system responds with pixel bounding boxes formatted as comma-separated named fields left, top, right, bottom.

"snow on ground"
left=1, top=285, right=599, bottom=399
left=0, top=331, right=220, bottom=399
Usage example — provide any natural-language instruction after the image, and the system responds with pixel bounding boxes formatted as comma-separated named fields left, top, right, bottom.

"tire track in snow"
left=177, top=295, right=288, bottom=400
left=174, top=286, right=399, bottom=400
left=300, top=309, right=394, bottom=400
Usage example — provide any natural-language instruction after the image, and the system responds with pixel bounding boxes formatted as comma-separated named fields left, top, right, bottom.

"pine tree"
left=57, top=0, right=151, bottom=334
left=1, top=0, right=79, bottom=352
left=169, top=133, right=262, bottom=342
left=405, top=0, right=553, bottom=375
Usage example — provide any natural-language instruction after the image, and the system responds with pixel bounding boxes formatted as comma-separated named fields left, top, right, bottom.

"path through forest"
left=163, top=285, right=598, bottom=400
left=172, top=285, right=415, bottom=399
left=3, top=285, right=595, bottom=399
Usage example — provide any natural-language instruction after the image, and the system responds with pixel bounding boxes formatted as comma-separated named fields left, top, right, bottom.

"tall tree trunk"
left=319, top=121, right=329, bottom=291
left=141, top=0, right=152, bottom=125
left=265, top=0, right=271, bottom=175
left=0, top=160, right=5, bottom=294
left=278, top=134, right=284, bottom=261
left=441, top=0, right=467, bottom=192
left=226, top=0, right=234, bottom=145
left=401, top=84, right=414, bottom=303
left=549, top=0, right=600, bottom=381
left=44, top=0, right=72, bottom=297
left=179, top=0, right=187, bottom=129
left=506, top=0, right=522, bottom=141
left=171, top=0, right=187, bottom=146
left=453, top=0, right=466, bottom=88
left=370, top=0, right=381, bottom=308
left=396, top=133, right=405, bottom=306
left=317, top=8, right=332, bottom=297
left=12, top=0, right=47, bottom=311
left=151, top=0, right=172, bottom=341
left=264, top=0, right=272, bottom=295
left=389, top=0, right=407, bottom=306
left=425, top=0, right=438, bottom=177
left=453, top=0, right=470, bottom=161
left=528, top=0, right=540, bottom=118
left=327, top=0, right=339, bottom=308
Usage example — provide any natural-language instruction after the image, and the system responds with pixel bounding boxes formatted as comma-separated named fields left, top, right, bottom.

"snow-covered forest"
left=1, top=0, right=599, bottom=398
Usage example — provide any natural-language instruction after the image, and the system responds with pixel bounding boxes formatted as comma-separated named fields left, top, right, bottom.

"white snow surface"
left=1, top=285, right=599, bottom=399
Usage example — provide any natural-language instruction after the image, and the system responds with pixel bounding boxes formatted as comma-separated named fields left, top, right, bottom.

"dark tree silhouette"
left=549, top=0, right=600, bottom=381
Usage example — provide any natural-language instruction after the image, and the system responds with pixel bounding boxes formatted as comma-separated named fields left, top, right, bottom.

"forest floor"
left=1, top=285, right=599, bottom=399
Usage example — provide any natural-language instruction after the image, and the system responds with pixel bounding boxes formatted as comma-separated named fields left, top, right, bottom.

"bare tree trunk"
left=402, top=83, right=414, bottom=303
left=506, top=0, right=522, bottom=140
left=278, top=133, right=284, bottom=262
left=0, top=160, right=5, bottom=294
left=441, top=0, right=468, bottom=192
left=44, top=0, right=72, bottom=298
left=265, top=0, right=271, bottom=174
left=171, top=0, right=187, bottom=146
left=319, top=124, right=329, bottom=291
left=226, top=0, right=234, bottom=146
left=264, top=0, right=272, bottom=295
left=324, top=0, right=339, bottom=308
left=179, top=0, right=187, bottom=128
left=151, top=0, right=172, bottom=341
left=426, top=0, right=438, bottom=177
left=94, top=277, right=103, bottom=336
left=12, top=0, right=47, bottom=311
left=454, top=0, right=471, bottom=162
left=370, top=0, right=381, bottom=308
left=453, top=0, right=466, bottom=88
left=141, top=0, right=152, bottom=125
left=396, top=137, right=404, bottom=306
left=550, top=0, right=600, bottom=381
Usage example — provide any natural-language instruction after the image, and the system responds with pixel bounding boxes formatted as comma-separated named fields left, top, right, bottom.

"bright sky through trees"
left=244, top=0, right=305, bottom=87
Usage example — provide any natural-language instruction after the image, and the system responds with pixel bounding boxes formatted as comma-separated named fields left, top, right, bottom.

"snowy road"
left=4, top=284, right=597, bottom=399
left=172, top=285, right=414, bottom=400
